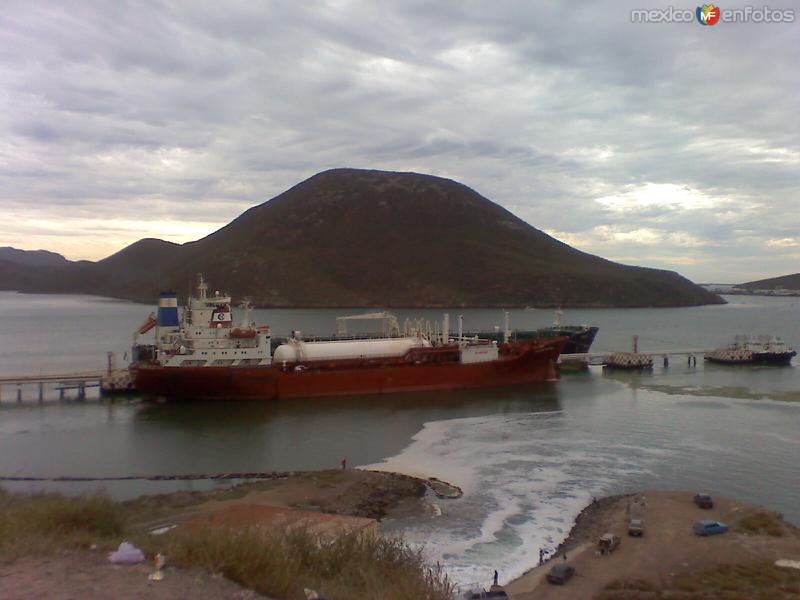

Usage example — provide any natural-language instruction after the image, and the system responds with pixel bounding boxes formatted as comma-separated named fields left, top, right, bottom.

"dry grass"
left=0, top=491, right=127, bottom=557
left=738, top=512, right=785, bottom=537
left=667, top=561, right=800, bottom=599
left=599, top=562, right=800, bottom=599
left=0, top=490, right=452, bottom=600
left=604, top=579, right=657, bottom=591
left=146, top=525, right=454, bottom=600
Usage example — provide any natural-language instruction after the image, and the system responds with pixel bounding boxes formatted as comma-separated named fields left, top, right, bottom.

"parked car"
left=546, top=563, right=575, bottom=585
left=693, top=519, right=728, bottom=536
left=694, top=493, right=714, bottom=509
left=628, top=518, right=645, bottom=537
left=598, top=533, right=621, bottom=553
left=463, top=590, right=508, bottom=599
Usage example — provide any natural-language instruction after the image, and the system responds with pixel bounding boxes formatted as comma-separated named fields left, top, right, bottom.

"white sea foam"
left=366, top=410, right=666, bottom=586
left=366, top=383, right=800, bottom=587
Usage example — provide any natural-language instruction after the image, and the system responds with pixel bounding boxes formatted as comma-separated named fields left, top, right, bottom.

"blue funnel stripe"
left=157, top=292, right=179, bottom=327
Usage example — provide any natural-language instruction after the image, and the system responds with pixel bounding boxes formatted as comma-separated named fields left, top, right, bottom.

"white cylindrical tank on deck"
left=273, top=337, right=430, bottom=363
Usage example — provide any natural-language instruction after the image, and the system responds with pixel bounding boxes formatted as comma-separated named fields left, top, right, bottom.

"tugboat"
left=131, top=275, right=569, bottom=401
left=705, top=335, right=796, bottom=365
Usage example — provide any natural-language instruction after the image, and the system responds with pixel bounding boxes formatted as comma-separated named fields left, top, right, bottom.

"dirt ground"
left=0, top=552, right=265, bottom=600
left=504, top=490, right=800, bottom=600
left=123, top=468, right=427, bottom=531
left=0, top=469, right=428, bottom=600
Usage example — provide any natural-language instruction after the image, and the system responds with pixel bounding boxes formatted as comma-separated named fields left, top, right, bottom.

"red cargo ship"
left=131, top=276, right=567, bottom=401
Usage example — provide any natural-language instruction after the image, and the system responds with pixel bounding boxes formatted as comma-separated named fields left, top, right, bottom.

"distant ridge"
left=0, top=247, right=69, bottom=268
left=0, top=169, right=724, bottom=308
left=741, top=272, right=800, bottom=291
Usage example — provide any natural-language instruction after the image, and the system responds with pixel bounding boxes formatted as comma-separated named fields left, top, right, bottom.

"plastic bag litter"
left=108, top=541, right=145, bottom=564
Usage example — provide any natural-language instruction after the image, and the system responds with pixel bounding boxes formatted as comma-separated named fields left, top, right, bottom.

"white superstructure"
left=135, top=283, right=507, bottom=369
left=144, top=275, right=273, bottom=368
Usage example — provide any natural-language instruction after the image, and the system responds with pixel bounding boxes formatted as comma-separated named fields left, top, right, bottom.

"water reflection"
left=0, top=383, right=561, bottom=500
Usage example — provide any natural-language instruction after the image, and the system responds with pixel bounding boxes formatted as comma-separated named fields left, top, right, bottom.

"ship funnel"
left=157, top=292, right=180, bottom=327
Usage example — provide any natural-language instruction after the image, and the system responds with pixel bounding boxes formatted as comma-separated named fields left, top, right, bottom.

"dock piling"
left=0, top=371, right=105, bottom=405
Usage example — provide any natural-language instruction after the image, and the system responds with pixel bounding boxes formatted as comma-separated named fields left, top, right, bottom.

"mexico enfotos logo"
left=631, top=5, right=795, bottom=23
left=696, top=4, right=721, bottom=25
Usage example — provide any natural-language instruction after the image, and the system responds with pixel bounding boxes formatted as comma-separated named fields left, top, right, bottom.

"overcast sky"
left=1, top=1, right=797, bottom=282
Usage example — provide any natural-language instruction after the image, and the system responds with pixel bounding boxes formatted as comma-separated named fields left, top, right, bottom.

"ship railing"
left=274, top=333, right=410, bottom=344
left=276, top=347, right=461, bottom=370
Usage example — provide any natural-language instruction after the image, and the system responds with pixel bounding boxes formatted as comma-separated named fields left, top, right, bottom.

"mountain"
left=0, top=247, right=70, bottom=268
left=740, top=273, right=800, bottom=291
left=0, top=169, right=723, bottom=307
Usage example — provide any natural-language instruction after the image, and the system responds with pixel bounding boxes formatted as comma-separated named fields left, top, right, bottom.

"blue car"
left=693, top=519, right=728, bottom=536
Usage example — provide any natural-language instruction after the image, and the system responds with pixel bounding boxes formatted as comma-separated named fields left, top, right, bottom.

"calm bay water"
left=0, top=291, right=798, bottom=585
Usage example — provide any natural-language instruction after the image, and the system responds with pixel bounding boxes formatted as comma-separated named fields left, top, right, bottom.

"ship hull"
left=133, top=338, right=566, bottom=401
left=556, top=326, right=599, bottom=354
left=705, top=351, right=796, bottom=366
left=752, top=352, right=796, bottom=365
left=463, top=326, right=598, bottom=354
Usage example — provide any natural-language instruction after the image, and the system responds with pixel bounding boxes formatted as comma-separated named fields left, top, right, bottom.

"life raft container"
left=230, top=328, right=257, bottom=339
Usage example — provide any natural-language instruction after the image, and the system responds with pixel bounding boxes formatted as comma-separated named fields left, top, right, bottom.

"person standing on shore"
left=493, top=570, right=498, bottom=586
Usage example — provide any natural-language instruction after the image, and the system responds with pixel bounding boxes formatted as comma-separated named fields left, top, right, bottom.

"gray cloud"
left=0, top=0, right=797, bottom=282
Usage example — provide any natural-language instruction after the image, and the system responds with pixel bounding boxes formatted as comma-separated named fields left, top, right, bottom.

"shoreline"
left=116, top=468, right=441, bottom=527
left=504, top=490, right=800, bottom=599
left=3, top=472, right=800, bottom=599
left=0, top=468, right=455, bottom=600
left=0, top=289, right=727, bottom=309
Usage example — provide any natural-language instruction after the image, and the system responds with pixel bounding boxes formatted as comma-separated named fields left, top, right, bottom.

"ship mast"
left=197, top=273, right=208, bottom=300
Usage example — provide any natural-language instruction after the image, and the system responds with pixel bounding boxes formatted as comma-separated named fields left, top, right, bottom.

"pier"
left=558, top=334, right=710, bottom=369
left=0, top=369, right=133, bottom=403
left=561, top=349, right=709, bottom=367
left=0, top=339, right=725, bottom=402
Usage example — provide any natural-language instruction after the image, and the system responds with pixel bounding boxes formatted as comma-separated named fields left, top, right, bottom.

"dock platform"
left=561, top=349, right=708, bottom=368
left=0, top=369, right=134, bottom=403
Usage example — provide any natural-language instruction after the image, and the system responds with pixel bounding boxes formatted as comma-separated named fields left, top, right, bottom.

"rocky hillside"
left=741, top=272, right=800, bottom=291
left=0, top=169, right=723, bottom=307
left=0, top=247, right=70, bottom=268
